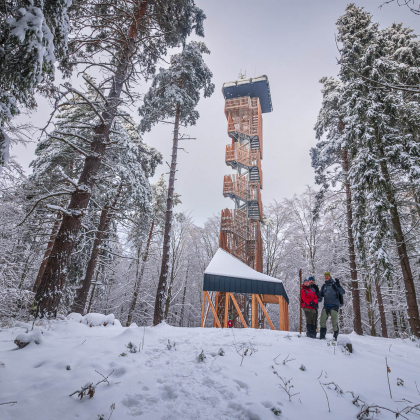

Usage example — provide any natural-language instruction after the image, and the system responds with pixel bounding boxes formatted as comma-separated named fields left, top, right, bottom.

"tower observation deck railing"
left=225, top=143, right=263, bottom=188
left=224, top=97, right=263, bottom=158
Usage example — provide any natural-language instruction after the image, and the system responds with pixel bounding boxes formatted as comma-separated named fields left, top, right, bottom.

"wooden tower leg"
left=285, top=300, right=289, bottom=331
left=251, top=294, right=256, bottom=328
left=201, top=292, right=206, bottom=327
left=213, top=292, right=219, bottom=327
left=224, top=292, right=230, bottom=328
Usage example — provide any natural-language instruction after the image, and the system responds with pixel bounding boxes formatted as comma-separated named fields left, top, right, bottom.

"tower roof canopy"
left=203, top=248, right=288, bottom=302
left=222, top=75, right=273, bottom=113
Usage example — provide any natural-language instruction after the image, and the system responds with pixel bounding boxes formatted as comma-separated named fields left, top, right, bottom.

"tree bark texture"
left=375, top=282, right=388, bottom=338
left=126, top=218, right=155, bottom=326
left=179, top=264, right=189, bottom=327
left=375, top=134, right=420, bottom=337
left=33, top=213, right=62, bottom=293
left=364, top=280, right=376, bottom=337
left=342, top=148, right=364, bottom=335
left=35, top=1, right=149, bottom=316
left=153, top=104, right=180, bottom=325
left=71, top=185, right=122, bottom=314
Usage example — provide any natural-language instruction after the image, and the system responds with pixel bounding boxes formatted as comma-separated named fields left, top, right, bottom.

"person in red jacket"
left=301, top=278, right=318, bottom=338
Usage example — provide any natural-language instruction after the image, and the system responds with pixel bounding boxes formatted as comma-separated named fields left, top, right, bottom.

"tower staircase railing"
left=223, top=175, right=263, bottom=221
left=225, top=143, right=263, bottom=188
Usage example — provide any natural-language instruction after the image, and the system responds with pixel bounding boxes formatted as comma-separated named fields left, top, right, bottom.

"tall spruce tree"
left=312, top=76, right=363, bottom=335
left=139, top=41, right=214, bottom=325
left=337, top=4, right=420, bottom=336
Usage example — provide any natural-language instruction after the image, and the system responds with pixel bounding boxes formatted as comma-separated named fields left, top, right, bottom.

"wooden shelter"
left=201, top=249, right=289, bottom=330
left=201, top=75, right=289, bottom=330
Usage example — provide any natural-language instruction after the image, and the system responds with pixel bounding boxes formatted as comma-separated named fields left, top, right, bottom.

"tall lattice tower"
left=219, top=75, right=272, bottom=273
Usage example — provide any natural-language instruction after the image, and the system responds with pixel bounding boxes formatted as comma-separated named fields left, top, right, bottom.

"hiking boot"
left=333, top=328, right=339, bottom=341
left=319, top=327, right=327, bottom=340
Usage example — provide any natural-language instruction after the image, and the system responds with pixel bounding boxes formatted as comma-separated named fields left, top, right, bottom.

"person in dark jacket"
left=318, top=272, right=345, bottom=340
left=301, top=279, right=318, bottom=338
left=308, top=276, right=319, bottom=335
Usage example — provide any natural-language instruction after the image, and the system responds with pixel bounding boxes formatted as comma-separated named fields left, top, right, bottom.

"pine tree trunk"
left=179, top=265, right=189, bottom=327
left=71, top=185, right=121, bottom=314
left=164, top=261, right=176, bottom=321
left=86, top=268, right=100, bottom=314
left=375, top=134, right=420, bottom=337
left=342, top=148, right=363, bottom=335
left=375, top=282, right=388, bottom=338
left=126, top=218, right=155, bottom=326
left=34, top=1, right=149, bottom=317
left=33, top=212, right=62, bottom=293
left=153, top=104, right=180, bottom=326
left=364, top=279, right=376, bottom=336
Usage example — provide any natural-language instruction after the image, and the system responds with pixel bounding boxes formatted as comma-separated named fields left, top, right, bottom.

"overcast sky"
left=11, top=0, right=420, bottom=225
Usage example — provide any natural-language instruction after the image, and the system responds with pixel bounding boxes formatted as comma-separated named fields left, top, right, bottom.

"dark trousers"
left=303, top=308, right=317, bottom=327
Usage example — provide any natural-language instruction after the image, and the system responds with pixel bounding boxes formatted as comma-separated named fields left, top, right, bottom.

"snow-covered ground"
left=1, top=316, right=420, bottom=420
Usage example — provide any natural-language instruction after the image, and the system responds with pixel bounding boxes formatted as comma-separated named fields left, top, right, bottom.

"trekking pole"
left=299, top=268, right=302, bottom=334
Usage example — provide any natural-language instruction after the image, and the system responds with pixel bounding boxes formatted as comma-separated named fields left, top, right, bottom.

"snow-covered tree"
left=34, top=1, right=206, bottom=317
left=336, top=4, right=420, bottom=336
left=0, top=0, right=72, bottom=170
left=139, top=40, right=214, bottom=325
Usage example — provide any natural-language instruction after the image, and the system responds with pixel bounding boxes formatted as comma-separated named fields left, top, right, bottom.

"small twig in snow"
left=385, top=357, right=392, bottom=399
left=319, top=382, right=330, bottom=412
left=273, top=353, right=282, bottom=365
left=282, top=354, right=296, bottom=365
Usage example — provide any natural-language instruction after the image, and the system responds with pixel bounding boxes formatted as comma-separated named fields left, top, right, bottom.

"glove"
left=335, top=279, right=340, bottom=286
left=309, top=301, right=315, bottom=307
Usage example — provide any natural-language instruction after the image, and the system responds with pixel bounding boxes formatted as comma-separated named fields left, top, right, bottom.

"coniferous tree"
left=139, top=41, right=214, bottom=325
left=337, top=4, right=420, bottom=336
left=312, top=76, right=363, bottom=335
left=34, top=1, right=205, bottom=316
left=0, top=0, right=73, bottom=170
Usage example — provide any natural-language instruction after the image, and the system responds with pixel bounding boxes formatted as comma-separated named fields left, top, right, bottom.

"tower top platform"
left=222, top=75, right=273, bottom=113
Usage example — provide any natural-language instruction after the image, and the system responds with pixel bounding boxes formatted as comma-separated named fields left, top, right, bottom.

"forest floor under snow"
left=1, top=317, right=420, bottom=420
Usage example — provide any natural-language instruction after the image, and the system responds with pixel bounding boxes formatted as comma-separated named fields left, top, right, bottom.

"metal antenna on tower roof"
left=238, top=69, right=246, bottom=80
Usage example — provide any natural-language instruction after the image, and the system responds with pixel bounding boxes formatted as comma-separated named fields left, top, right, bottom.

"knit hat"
left=324, top=272, right=331, bottom=277
left=303, top=278, right=309, bottom=284
left=308, top=276, right=315, bottom=281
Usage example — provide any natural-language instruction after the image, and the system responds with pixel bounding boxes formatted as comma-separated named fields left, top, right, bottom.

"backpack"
left=321, top=282, right=344, bottom=307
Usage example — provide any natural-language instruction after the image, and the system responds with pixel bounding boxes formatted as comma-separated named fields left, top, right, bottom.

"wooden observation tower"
left=201, top=75, right=289, bottom=331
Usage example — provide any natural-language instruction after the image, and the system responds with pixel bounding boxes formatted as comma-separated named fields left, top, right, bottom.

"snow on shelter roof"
left=222, top=75, right=273, bottom=113
left=205, top=248, right=282, bottom=284
left=203, top=249, right=288, bottom=302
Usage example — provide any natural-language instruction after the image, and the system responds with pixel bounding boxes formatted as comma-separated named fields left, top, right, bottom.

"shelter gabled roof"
left=203, top=249, right=288, bottom=303
left=222, top=75, right=273, bottom=113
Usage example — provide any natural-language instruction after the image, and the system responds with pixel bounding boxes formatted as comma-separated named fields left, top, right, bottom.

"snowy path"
left=1, top=319, right=420, bottom=419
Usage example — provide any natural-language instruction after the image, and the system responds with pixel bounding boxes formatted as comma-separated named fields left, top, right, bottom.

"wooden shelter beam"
left=224, top=292, right=229, bottom=328
left=204, top=291, right=222, bottom=328
left=201, top=292, right=205, bottom=327
left=229, top=293, right=248, bottom=328
left=256, top=294, right=275, bottom=330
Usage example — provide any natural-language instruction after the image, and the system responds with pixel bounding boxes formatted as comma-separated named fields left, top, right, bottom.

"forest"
left=1, top=0, right=420, bottom=342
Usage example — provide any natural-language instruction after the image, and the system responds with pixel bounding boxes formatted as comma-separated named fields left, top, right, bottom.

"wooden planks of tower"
left=204, top=77, right=288, bottom=332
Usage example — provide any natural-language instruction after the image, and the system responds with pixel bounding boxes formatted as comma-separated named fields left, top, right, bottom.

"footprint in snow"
left=233, top=379, right=250, bottom=394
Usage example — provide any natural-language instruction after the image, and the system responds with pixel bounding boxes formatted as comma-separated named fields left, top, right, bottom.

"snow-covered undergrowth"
left=1, top=317, right=420, bottom=420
